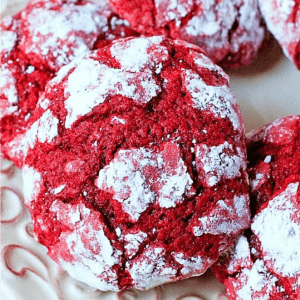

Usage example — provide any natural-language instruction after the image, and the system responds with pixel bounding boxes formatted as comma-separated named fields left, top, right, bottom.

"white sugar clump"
left=51, top=184, right=65, bottom=195
left=96, top=143, right=193, bottom=221
left=227, top=235, right=252, bottom=273
left=183, top=69, right=240, bottom=129
left=124, top=231, right=147, bottom=258
left=195, top=142, right=245, bottom=186
left=64, top=58, right=160, bottom=128
left=22, top=165, right=42, bottom=205
left=252, top=182, right=300, bottom=281
left=128, top=247, right=177, bottom=290
left=1, top=30, right=17, bottom=55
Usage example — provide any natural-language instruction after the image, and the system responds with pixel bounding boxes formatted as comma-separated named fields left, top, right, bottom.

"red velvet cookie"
left=1, top=0, right=138, bottom=168
left=212, top=115, right=300, bottom=300
left=259, top=0, right=300, bottom=70
left=109, top=0, right=266, bottom=68
left=22, top=36, right=250, bottom=291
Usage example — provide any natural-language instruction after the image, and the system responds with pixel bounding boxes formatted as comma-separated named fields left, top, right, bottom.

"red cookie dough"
left=22, top=36, right=250, bottom=291
left=259, top=0, right=300, bottom=70
left=1, top=0, right=138, bottom=168
left=109, top=0, right=266, bottom=68
left=212, top=115, right=300, bottom=300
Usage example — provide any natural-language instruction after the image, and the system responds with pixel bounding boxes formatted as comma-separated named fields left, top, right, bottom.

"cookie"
left=259, top=0, right=300, bottom=70
left=212, top=115, right=300, bottom=300
left=109, top=0, right=266, bottom=68
left=1, top=0, right=138, bottom=167
left=22, top=36, right=250, bottom=291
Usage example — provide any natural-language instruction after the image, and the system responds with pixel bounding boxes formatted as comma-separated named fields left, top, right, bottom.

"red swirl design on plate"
left=25, top=222, right=34, bottom=238
left=2, top=244, right=50, bottom=279
left=1, top=160, right=16, bottom=177
left=218, top=292, right=229, bottom=300
left=175, top=294, right=204, bottom=300
left=1, top=187, right=24, bottom=223
left=117, top=289, right=140, bottom=300
left=2, top=244, right=64, bottom=300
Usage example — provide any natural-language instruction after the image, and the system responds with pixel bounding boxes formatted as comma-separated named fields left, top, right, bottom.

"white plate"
left=1, top=1, right=300, bottom=300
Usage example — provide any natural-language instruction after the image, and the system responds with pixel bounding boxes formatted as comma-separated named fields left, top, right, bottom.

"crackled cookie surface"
left=109, top=0, right=265, bottom=68
left=1, top=0, right=137, bottom=167
left=259, top=0, right=300, bottom=70
left=22, top=36, right=250, bottom=291
left=212, top=115, right=300, bottom=300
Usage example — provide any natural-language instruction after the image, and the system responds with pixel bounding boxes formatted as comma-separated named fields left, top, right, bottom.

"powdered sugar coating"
left=1, top=30, right=17, bottom=54
left=64, top=58, right=160, bottom=128
left=7, top=109, right=59, bottom=164
left=22, top=165, right=42, bottom=205
left=49, top=200, right=122, bottom=291
left=128, top=247, right=177, bottom=290
left=193, top=195, right=250, bottom=237
left=212, top=115, right=300, bottom=300
left=97, top=143, right=193, bottom=220
left=20, top=0, right=136, bottom=71
left=0, top=64, right=19, bottom=117
left=182, top=70, right=241, bottom=130
left=1, top=0, right=138, bottom=167
left=259, top=0, right=300, bottom=70
left=124, top=231, right=148, bottom=258
left=195, top=142, right=245, bottom=186
left=110, top=0, right=265, bottom=67
left=23, top=36, right=248, bottom=291
left=252, top=182, right=300, bottom=283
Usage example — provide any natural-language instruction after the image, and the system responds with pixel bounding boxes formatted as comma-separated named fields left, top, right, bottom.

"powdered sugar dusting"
left=195, top=142, right=245, bottom=186
left=0, top=64, right=18, bottom=117
left=259, top=0, right=300, bottom=67
left=51, top=185, right=65, bottom=195
left=154, top=0, right=193, bottom=27
left=227, top=235, right=252, bottom=274
left=231, top=0, right=265, bottom=55
left=1, top=30, right=17, bottom=55
left=18, top=109, right=59, bottom=158
left=252, top=182, right=300, bottom=283
left=124, top=231, right=147, bottom=258
left=7, top=109, right=59, bottom=163
left=22, top=165, right=42, bottom=205
left=193, top=194, right=250, bottom=236
left=50, top=200, right=121, bottom=291
left=96, top=147, right=155, bottom=221
left=174, top=253, right=206, bottom=276
left=110, top=36, right=169, bottom=72
left=234, top=259, right=279, bottom=300
left=96, top=143, right=193, bottom=221
left=194, top=53, right=225, bottom=74
left=128, top=247, right=177, bottom=290
left=182, top=69, right=240, bottom=129
left=21, top=2, right=109, bottom=70
left=64, top=57, right=160, bottom=128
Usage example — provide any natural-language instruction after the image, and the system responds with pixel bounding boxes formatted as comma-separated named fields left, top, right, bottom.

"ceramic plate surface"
left=1, top=1, right=300, bottom=299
